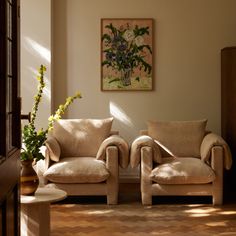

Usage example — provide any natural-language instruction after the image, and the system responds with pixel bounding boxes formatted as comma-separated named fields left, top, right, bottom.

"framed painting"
left=101, top=18, right=153, bottom=91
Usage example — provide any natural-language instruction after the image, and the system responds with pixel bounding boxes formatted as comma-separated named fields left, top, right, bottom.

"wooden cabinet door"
left=221, top=47, right=236, bottom=201
left=0, top=0, right=21, bottom=235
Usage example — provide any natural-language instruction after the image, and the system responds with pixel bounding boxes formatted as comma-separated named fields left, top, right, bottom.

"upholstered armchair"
left=130, top=120, right=232, bottom=205
left=38, top=118, right=129, bottom=205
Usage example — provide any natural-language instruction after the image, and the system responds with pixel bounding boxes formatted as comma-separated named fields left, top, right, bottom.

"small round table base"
left=21, top=188, right=67, bottom=236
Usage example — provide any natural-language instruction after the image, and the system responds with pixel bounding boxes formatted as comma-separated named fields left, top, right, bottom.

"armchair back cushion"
left=147, top=119, right=207, bottom=157
left=51, top=118, right=113, bottom=157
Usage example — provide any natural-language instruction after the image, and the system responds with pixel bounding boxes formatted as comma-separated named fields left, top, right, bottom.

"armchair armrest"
left=96, top=135, right=129, bottom=168
left=45, top=136, right=61, bottom=162
left=130, top=135, right=162, bottom=168
left=200, top=133, right=232, bottom=170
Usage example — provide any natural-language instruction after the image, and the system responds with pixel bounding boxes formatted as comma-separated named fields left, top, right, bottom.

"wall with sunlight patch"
left=21, top=0, right=51, bottom=130
left=52, top=0, right=236, bottom=180
left=53, top=0, right=236, bottom=140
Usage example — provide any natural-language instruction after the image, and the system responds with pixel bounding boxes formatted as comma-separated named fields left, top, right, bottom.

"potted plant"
left=20, top=65, right=82, bottom=195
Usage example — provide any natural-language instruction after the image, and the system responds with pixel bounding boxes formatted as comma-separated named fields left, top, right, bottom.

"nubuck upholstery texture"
left=130, top=119, right=232, bottom=205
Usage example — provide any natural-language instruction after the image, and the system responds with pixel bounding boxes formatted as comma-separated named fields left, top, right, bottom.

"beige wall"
left=53, top=0, right=236, bottom=144
left=21, top=0, right=51, bottom=130
left=21, top=0, right=236, bottom=180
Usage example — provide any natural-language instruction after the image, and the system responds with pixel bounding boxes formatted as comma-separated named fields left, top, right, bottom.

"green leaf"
left=102, top=60, right=112, bottom=67
left=133, top=26, right=150, bottom=36
left=134, top=56, right=152, bottom=74
left=101, top=33, right=111, bottom=42
left=105, top=23, right=117, bottom=36
left=138, top=44, right=152, bottom=54
left=109, top=78, right=121, bottom=84
left=20, top=152, right=32, bottom=161
left=34, top=152, right=44, bottom=161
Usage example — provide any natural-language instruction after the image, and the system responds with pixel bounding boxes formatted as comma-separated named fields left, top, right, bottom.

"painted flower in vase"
left=101, top=19, right=153, bottom=90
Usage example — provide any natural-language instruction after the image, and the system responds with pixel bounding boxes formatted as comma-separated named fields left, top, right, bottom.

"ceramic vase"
left=20, top=159, right=39, bottom=196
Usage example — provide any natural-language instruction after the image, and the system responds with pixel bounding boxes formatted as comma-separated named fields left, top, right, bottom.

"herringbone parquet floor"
left=51, top=184, right=236, bottom=236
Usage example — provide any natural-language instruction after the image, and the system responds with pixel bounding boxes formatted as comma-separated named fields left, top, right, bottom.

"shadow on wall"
left=52, top=0, right=68, bottom=113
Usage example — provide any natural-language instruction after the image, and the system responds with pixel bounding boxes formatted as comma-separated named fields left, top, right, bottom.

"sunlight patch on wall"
left=109, top=102, right=134, bottom=128
left=23, top=36, right=51, bottom=63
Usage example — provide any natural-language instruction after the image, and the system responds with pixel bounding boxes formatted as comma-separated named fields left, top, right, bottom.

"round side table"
left=21, top=187, right=67, bottom=236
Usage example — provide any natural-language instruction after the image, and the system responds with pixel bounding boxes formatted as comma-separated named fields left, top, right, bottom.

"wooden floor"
left=51, top=184, right=236, bottom=236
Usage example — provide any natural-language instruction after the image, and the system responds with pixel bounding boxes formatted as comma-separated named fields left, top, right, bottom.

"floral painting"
left=101, top=18, right=153, bottom=91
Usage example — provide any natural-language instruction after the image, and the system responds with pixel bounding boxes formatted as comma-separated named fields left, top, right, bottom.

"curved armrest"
left=130, top=135, right=162, bottom=168
left=45, top=136, right=61, bottom=162
left=96, top=135, right=129, bottom=168
left=200, top=133, right=232, bottom=170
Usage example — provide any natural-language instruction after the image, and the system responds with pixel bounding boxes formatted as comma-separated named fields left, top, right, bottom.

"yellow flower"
left=76, top=92, right=82, bottom=98
left=54, top=114, right=61, bottom=120
left=48, top=115, right=54, bottom=122
left=66, top=97, right=73, bottom=103
left=37, top=129, right=43, bottom=135
left=38, top=65, right=46, bottom=74
left=59, top=105, right=64, bottom=110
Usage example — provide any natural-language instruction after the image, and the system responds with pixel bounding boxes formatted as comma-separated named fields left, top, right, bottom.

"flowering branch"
left=47, top=92, right=82, bottom=132
left=30, top=65, right=46, bottom=128
left=20, top=65, right=82, bottom=162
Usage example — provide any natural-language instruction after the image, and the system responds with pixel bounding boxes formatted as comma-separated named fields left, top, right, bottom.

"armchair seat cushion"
left=150, top=157, right=215, bottom=184
left=43, top=157, right=110, bottom=183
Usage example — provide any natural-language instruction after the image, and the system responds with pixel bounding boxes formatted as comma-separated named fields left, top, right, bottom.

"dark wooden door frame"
left=0, top=0, right=21, bottom=235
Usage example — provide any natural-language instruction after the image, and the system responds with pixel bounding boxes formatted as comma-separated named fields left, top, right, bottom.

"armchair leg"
left=211, top=146, right=224, bottom=205
left=107, top=188, right=118, bottom=205
left=213, top=192, right=223, bottom=205
left=142, top=193, right=152, bottom=205
left=141, top=147, right=153, bottom=205
left=106, top=146, right=119, bottom=205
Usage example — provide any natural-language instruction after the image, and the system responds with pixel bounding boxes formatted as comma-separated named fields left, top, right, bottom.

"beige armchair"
left=130, top=120, right=232, bottom=205
left=39, top=118, right=129, bottom=205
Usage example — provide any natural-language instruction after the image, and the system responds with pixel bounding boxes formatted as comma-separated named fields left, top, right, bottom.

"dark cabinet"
left=221, top=47, right=236, bottom=201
